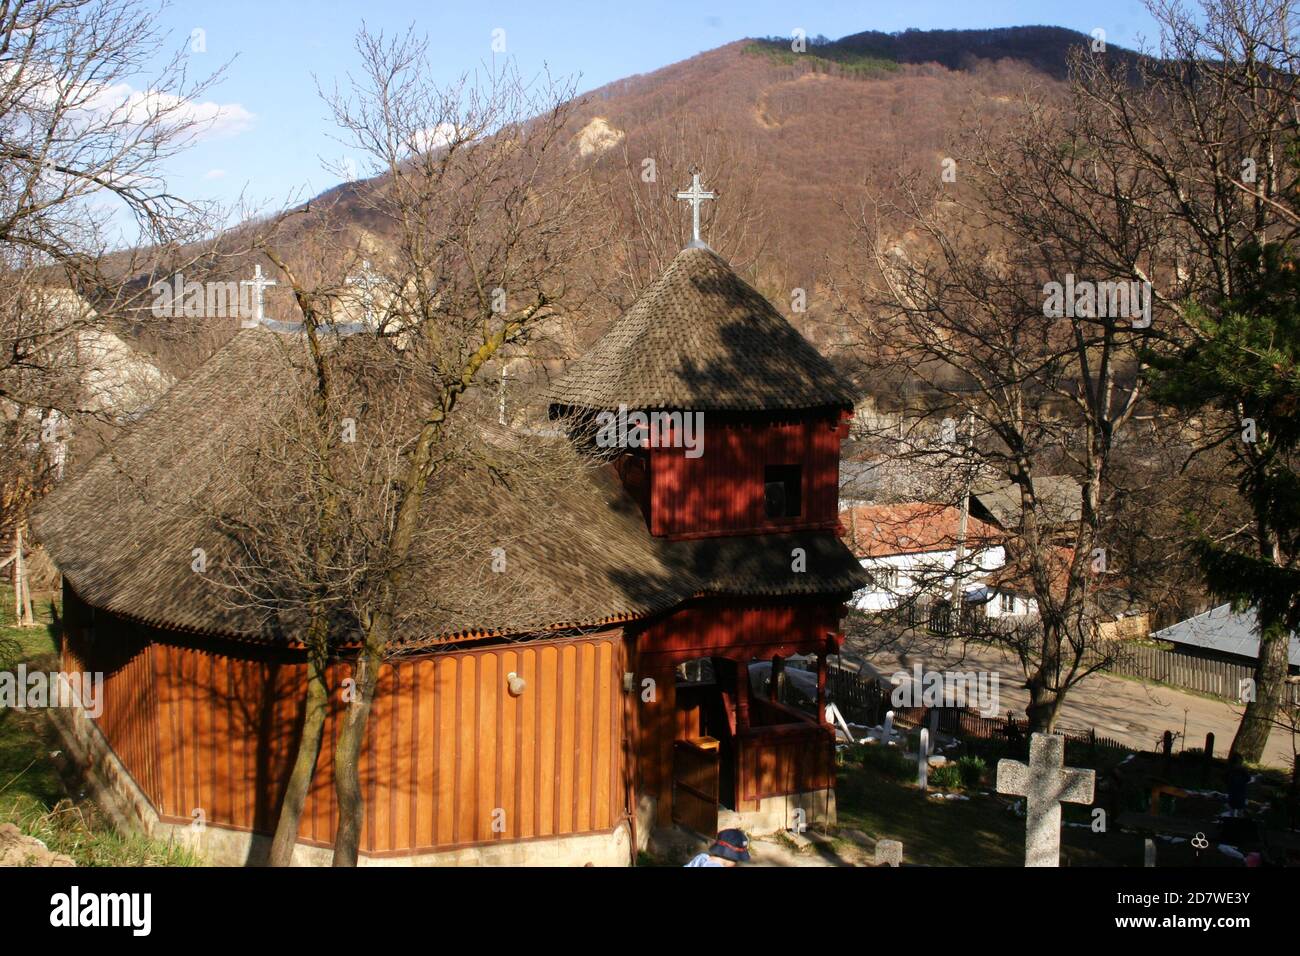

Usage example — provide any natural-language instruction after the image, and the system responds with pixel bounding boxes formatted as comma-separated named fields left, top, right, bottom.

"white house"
left=842, top=502, right=1005, bottom=612
left=975, top=546, right=1077, bottom=620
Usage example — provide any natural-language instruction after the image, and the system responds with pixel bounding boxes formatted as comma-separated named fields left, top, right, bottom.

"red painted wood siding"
left=648, top=412, right=846, bottom=539
left=634, top=597, right=842, bottom=669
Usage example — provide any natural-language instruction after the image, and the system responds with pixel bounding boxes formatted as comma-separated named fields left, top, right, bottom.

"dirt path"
left=842, top=637, right=1297, bottom=769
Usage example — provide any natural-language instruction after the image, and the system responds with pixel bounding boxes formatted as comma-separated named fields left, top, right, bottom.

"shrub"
left=859, top=743, right=913, bottom=781
left=929, top=763, right=962, bottom=790
left=957, top=755, right=987, bottom=789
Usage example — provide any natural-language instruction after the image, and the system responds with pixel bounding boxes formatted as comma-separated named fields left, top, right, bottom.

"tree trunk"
left=1025, top=622, right=1063, bottom=733
left=268, top=647, right=329, bottom=866
left=1230, top=618, right=1290, bottom=763
left=332, top=637, right=383, bottom=866
left=1025, top=679, right=1059, bottom=733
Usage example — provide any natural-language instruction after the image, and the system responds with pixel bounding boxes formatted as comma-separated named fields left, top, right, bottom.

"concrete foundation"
left=719, top=788, right=837, bottom=836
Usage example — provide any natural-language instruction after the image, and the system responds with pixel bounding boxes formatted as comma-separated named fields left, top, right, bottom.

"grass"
left=833, top=743, right=1266, bottom=866
left=0, top=585, right=201, bottom=866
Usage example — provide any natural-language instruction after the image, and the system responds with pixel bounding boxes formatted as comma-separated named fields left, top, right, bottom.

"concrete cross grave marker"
left=996, top=732, right=1095, bottom=867
left=875, top=839, right=902, bottom=867
left=917, top=728, right=930, bottom=790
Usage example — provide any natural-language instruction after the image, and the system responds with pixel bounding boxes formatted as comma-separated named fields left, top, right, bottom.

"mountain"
left=126, top=26, right=1135, bottom=382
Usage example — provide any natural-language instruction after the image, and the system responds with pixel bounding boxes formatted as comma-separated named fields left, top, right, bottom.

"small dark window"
left=764, top=464, right=802, bottom=519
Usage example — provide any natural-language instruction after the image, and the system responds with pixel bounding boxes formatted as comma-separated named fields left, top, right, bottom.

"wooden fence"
left=801, top=660, right=1135, bottom=758
left=1098, top=641, right=1300, bottom=706
left=899, top=599, right=1300, bottom=706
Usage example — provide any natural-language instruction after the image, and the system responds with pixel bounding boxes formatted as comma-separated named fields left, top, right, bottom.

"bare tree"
left=194, top=29, right=601, bottom=865
left=1066, top=0, right=1300, bottom=761
left=0, top=0, right=229, bottom=618
left=835, top=89, right=1164, bottom=731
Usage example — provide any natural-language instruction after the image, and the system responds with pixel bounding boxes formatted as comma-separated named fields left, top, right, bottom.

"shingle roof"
left=971, top=475, right=1082, bottom=531
left=33, top=328, right=864, bottom=647
left=548, top=246, right=857, bottom=413
left=841, top=503, right=1002, bottom=559
left=1153, top=604, right=1300, bottom=666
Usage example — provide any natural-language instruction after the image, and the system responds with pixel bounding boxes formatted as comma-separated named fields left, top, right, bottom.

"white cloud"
left=87, top=83, right=254, bottom=139
left=4, top=64, right=255, bottom=141
left=407, top=123, right=457, bottom=155
left=203, top=168, right=228, bottom=180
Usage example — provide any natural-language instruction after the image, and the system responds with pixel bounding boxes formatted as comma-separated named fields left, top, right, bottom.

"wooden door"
left=672, top=737, right=719, bottom=838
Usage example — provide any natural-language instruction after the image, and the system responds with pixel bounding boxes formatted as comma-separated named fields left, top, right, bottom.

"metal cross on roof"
left=675, top=169, right=716, bottom=248
left=239, top=263, right=277, bottom=328
left=346, top=259, right=384, bottom=327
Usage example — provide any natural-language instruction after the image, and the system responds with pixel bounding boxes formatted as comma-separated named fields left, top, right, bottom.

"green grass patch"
left=1, top=795, right=203, bottom=867
left=1, top=586, right=200, bottom=866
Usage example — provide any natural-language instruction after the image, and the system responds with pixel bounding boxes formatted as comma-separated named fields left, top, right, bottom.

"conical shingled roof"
left=549, top=246, right=857, bottom=412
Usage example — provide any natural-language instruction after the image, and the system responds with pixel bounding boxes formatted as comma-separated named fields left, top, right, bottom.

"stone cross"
left=997, top=733, right=1095, bottom=867
left=875, top=839, right=903, bottom=867
left=675, top=170, right=715, bottom=247
left=917, top=728, right=930, bottom=790
left=239, top=263, right=277, bottom=328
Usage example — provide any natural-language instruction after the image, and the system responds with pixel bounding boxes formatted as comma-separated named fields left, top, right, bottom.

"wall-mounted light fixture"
left=506, top=672, right=527, bottom=696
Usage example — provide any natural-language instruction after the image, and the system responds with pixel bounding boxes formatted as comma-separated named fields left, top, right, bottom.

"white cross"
left=997, top=732, right=1095, bottom=867
left=675, top=170, right=716, bottom=248
left=346, top=259, right=385, bottom=327
left=239, top=264, right=277, bottom=328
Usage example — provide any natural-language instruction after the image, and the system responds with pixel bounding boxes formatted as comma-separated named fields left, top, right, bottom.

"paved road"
left=842, top=635, right=1297, bottom=769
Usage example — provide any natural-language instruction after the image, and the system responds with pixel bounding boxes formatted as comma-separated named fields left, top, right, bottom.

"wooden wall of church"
left=631, top=597, right=841, bottom=824
left=648, top=412, right=847, bottom=539
left=61, top=594, right=628, bottom=858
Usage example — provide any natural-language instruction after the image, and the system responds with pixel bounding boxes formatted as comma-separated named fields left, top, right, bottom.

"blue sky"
left=151, top=0, right=1164, bottom=216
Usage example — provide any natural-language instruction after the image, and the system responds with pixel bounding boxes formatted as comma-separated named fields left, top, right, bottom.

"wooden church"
left=34, top=230, right=865, bottom=865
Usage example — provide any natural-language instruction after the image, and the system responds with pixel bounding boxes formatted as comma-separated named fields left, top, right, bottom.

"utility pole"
left=950, top=412, right=976, bottom=617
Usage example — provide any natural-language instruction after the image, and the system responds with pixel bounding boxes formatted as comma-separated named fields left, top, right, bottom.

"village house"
left=841, top=502, right=1004, bottom=613
left=32, top=242, right=867, bottom=865
left=970, top=475, right=1082, bottom=542
left=1153, top=605, right=1300, bottom=675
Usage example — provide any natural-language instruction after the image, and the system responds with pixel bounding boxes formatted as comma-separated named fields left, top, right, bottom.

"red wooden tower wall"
left=645, top=410, right=848, bottom=539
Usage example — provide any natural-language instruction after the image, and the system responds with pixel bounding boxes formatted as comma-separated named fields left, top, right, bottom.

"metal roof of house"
left=1153, top=604, right=1300, bottom=666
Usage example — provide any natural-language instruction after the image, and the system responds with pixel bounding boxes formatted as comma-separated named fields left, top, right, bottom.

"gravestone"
left=996, top=732, right=1096, bottom=867
left=1144, top=837, right=1157, bottom=867
left=883, top=710, right=895, bottom=743
left=875, top=839, right=903, bottom=867
left=918, top=728, right=930, bottom=790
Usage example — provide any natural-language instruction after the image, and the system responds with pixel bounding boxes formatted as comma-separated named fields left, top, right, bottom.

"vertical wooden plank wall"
left=649, top=413, right=845, bottom=538
left=62, top=603, right=628, bottom=856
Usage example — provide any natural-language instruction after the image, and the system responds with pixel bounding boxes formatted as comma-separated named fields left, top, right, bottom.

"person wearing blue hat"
left=683, top=828, right=752, bottom=866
